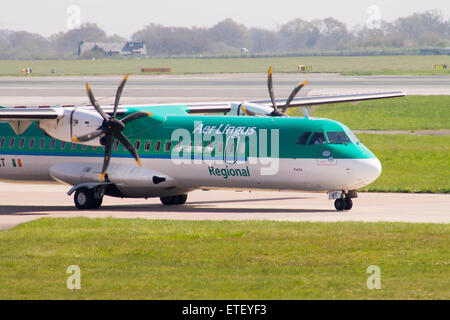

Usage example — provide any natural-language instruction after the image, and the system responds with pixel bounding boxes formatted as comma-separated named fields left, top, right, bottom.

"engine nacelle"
left=238, top=102, right=275, bottom=116
left=39, top=108, right=104, bottom=146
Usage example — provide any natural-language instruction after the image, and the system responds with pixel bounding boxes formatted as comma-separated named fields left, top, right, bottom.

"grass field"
left=359, top=134, right=450, bottom=193
left=1, top=56, right=449, bottom=76
left=289, top=95, right=450, bottom=131
left=0, top=218, right=448, bottom=300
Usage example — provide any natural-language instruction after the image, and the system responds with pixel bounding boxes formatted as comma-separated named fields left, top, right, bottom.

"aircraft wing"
left=181, top=91, right=405, bottom=115
left=0, top=106, right=127, bottom=121
left=248, top=91, right=406, bottom=109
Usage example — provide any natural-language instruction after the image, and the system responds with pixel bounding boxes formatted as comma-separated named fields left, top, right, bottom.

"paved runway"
left=0, top=183, right=448, bottom=230
left=0, top=74, right=449, bottom=106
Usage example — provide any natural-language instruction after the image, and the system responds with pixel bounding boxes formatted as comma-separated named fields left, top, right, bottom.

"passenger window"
left=0, top=137, right=5, bottom=148
left=196, top=142, right=203, bottom=153
left=28, top=138, right=35, bottom=149
left=326, top=132, right=351, bottom=144
left=49, top=139, right=56, bottom=150
left=154, top=140, right=161, bottom=152
left=239, top=141, right=246, bottom=154
left=8, top=137, right=15, bottom=148
left=296, top=132, right=311, bottom=145
left=60, top=141, right=66, bottom=150
left=185, top=142, right=192, bottom=153
left=216, top=142, right=223, bottom=154
left=113, top=139, right=120, bottom=151
left=205, top=142, right=214, bottom=153
left=19, top=137, right=26, bottom=149
left=81, top=145, right=87, bottom=151
left=144, top=140, right=151, bottom=152
left=164, top=141, right=172, bottom=152
left=134, top=140, right=141, bottom=151
left=309, top=132, right=326, bottom=145
left=174, top=141, right=182, bottom=152
left=39, top=138, right=45, bottom=149
left=227, top=141, right=235, bottom=153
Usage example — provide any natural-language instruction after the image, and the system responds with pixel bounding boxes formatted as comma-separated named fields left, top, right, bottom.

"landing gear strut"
left=74, top=187, right=103, bottom=210
left=160, top=194, right=188, bottom=206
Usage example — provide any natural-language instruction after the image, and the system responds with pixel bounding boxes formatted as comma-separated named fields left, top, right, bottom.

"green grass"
left=290, top=95, right=450, bottom=131
left=1, top=56, right=449, bottom=76
left=0, top=218, right=448, bottom=299
left=359, top=134, right=450, bottom=193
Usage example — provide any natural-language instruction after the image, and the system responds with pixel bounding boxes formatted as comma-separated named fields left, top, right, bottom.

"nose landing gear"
left=334, top=198, right=353, bottom=211
left=332, top=190, right=357, bottom=211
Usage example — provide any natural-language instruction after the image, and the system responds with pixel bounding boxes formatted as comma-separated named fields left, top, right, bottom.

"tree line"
left=0, top=10, right=448, bottom=59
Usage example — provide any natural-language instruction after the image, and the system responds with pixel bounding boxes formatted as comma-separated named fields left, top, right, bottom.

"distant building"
left=78, top=41, right=147, bottom=57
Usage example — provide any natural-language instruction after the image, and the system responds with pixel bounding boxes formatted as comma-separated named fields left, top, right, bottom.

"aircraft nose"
left=363, top=158, right=382, bottom=185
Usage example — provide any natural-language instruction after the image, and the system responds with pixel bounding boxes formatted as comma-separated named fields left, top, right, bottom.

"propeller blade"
left=115, top=132, right=141, bottom=167
left=72, top=129, right=104, bottom=143
left=99, top=134, right=113, bottom=181
left=121, top=111, right=153, bottom=124
left=282, top=80, right=308, bottom=113
left=113, top=74, right=129, bottom=118
left=267, top=66, right=277, bottom=112
left=86, top=82, right=109, bottom=122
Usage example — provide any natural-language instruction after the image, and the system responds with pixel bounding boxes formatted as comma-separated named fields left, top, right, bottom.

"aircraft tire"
left=344, top=198, right=353, bottom=211
left=160, top=194, right=188, bottom=206
left=74, top=188, right=102, bottom=210
left=334, top=198, right=346, bottom=211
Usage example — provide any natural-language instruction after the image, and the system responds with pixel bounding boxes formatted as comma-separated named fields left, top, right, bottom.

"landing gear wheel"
left=334, top=198, right=346, bottom=211
left=160, top=194, right=188, bottom=206
left=344, top=198, right=353, bottom=211
left=74, top=188, right=103, bottom=210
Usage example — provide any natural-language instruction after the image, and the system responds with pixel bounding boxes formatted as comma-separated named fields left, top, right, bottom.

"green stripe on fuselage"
left=0, top=105, right=376, bottom=160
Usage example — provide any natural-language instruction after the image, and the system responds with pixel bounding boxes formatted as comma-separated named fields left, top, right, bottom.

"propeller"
left=73, top=74, right=150, bottom=181
left=267, top=66, right=308, bottom=116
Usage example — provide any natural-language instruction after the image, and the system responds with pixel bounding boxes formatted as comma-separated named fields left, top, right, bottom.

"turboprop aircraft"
left=0, top=68, right=405, bottom=211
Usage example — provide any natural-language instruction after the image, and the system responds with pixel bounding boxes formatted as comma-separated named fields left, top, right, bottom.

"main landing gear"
left=333, top=190, right=357, bottom=211
left=74, top=187, right=104, bottom=210
left=160, top=194, right=188, bottom=206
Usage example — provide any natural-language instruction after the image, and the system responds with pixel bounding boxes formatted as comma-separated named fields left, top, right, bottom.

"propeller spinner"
left=73, top=75, right=149, bottom=181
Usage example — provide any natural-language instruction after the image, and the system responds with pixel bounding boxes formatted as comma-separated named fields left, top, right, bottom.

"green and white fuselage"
left=0, top=104, right=381, bottom=198
left=0, top=83, right=404, bottom=210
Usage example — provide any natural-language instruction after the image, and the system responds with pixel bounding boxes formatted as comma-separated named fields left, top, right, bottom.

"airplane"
left=0, top=68, right=405, bottom=211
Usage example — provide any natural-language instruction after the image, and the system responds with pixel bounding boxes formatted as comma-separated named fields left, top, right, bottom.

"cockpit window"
left=309, top=132, right=326, bottom=145
left=345, top=129, right=360, bottom=144
left=296, top=132, right=311, bottom=145
left=326, top=131, right=352, bottom=144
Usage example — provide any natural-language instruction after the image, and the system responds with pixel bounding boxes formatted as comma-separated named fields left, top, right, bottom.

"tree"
left=314, top=18, right=353, bottom=50
left=0, top=31, right=53, bottom=59
left=50, top=23, right=108, bottom=57
left=249, top=28, right=285, bottom=53
left=209, top=19, right=250, bottom=49
left=279, top=19, right=319, bottom=50
left=132, top=24, right=213, bottom=56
